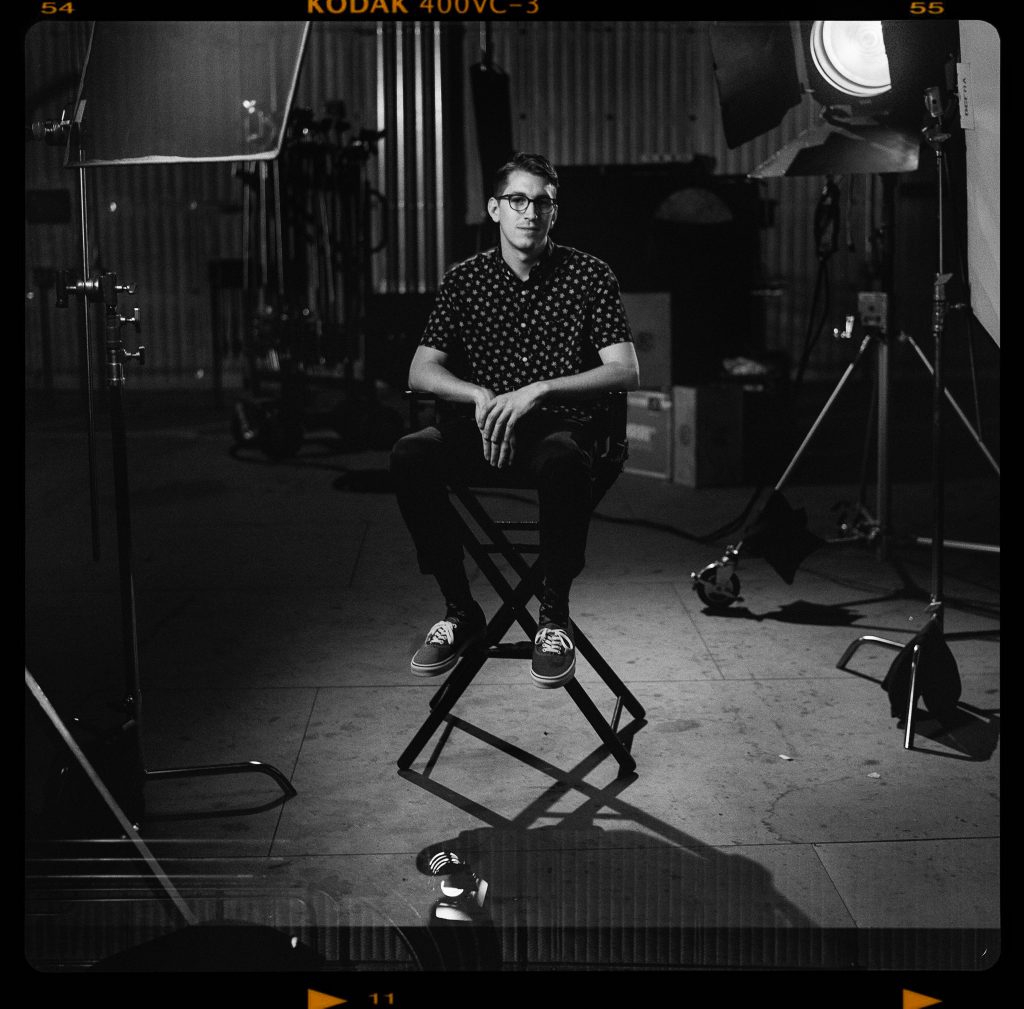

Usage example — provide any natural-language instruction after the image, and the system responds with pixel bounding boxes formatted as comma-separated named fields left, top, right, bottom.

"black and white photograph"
left=24, top=9, right=1000, bottom=1001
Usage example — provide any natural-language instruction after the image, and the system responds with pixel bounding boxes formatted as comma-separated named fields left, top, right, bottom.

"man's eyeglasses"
left=497, top=193, right=558, bottom=216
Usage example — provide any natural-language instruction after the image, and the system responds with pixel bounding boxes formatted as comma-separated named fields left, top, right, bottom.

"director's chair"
left=396, top=393, right=647, bottom=778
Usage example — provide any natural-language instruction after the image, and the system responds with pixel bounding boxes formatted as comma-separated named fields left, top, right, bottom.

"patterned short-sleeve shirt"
left=420, top=241, right=633, bottom=426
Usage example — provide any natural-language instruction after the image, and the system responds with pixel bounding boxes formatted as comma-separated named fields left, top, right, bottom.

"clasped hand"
left=474, top=384, right=544, bottom=468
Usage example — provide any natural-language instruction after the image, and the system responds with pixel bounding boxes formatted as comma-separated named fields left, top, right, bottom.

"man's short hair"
left=493, top=152, right=559, bottom=196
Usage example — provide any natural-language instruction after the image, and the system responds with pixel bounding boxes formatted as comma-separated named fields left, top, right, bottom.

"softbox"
left=65, top=22, right=309, bottom=166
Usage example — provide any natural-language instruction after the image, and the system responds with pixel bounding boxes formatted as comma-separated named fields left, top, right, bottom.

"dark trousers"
left=388, top=410, right=599, bottom=605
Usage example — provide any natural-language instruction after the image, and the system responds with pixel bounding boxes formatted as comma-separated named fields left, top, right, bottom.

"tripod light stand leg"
left=146, top=761, right=297, bottom=798
left=774, top=334, right=875, bottom=493
left=836, top=634, right=903, bottom=671
left=903, top=334, right=1000, bottom=478
left=903, top=642, right=923, bottom=750
left=914, top=536, right=999, bottom=556
left=876, top=333, right=891, bottom=560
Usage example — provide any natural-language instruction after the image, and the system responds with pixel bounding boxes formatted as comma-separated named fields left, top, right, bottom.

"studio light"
left=710, top=20, right=960, bottom=177
left=808, top=20, right=891, bottom=99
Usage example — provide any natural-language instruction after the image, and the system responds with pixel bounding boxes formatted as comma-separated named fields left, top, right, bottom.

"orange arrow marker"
left=308, top=991, right=347, bottom=1009
left=903, top=991, right=941, bottom=1009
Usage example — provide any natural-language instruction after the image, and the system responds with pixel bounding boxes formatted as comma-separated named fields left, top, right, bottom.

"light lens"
left=810, top=20, right=892, bottom=98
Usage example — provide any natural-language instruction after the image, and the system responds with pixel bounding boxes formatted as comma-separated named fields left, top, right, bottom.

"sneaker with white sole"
left=419, top=850, right=489, bottom=919
left=410, top=608, right=485, bottom=677
left=531, top=623, right=576, bottom=687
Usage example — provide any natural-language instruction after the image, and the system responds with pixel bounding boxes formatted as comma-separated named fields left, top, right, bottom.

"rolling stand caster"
left=691, top=545, right=742, bottom=609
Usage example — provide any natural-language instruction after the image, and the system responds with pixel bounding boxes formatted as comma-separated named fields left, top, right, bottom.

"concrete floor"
left=24, top=384, right=1000, bottom=985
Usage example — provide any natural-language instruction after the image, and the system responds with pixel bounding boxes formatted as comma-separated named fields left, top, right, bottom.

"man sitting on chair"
left=389, top=152, right=640, bottom=688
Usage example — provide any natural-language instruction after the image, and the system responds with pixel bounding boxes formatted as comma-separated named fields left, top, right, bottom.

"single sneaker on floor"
left=531, top=622, right=576, bottom=688
left=410, top=607, right=486, bottom=677
left=419, top=849, right=490, bottom=921
left=431, top=890, right=490, bottom=923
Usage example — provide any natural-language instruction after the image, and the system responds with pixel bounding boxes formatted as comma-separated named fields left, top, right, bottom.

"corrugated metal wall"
left=26, top=20, right=887, bottom=389
left=484, top=22, right=702, bottom=169
left=370, top=22, right=448, bottom=294
left=288, top=21, right=449, bottom=293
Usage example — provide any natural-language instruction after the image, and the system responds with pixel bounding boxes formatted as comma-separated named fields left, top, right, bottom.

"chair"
left=396, top=392, right=647, bottom=778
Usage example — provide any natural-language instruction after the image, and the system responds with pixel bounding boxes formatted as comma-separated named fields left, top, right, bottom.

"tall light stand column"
left=53, top=116, right=297, bottom=819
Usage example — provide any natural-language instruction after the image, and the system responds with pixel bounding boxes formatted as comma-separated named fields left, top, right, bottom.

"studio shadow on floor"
left=407, top=820, right=840, bottom=970
left=396, top=708, right=843, bottom=970
left=894, top=705, right=1001, bottom=762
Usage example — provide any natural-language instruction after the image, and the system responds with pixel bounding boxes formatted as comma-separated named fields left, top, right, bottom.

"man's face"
left=487, top=169, right=558, bottom=257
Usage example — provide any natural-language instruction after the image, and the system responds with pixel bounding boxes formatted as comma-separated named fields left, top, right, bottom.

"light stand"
left=691, top=173, right=898, bottom=608
left=29, top=114, right=102, bottom=561
left=837, top=87, right=968, bottom=747
left=48, top=118, right=296, bottom=828
left=693, top=107, right=998, bottom=612
left=232, top=108, right=392, bottom=460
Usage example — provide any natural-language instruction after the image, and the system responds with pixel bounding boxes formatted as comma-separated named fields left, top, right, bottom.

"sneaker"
left=422, top=850, right=471, bottom=893
left=411, top=609, right=485, bottom=677
left=431, top=892, right=490, bottom=923
left=531, top=623, right=576, bottom=688
left=420, top=850, right=489, bottom=915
